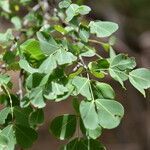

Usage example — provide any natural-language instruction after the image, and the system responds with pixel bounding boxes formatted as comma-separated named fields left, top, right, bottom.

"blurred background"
left=0, top=0, right=150, bottom=150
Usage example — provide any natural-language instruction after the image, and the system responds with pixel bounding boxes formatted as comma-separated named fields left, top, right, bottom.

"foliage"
left=0, top=0, right=150, bottom=149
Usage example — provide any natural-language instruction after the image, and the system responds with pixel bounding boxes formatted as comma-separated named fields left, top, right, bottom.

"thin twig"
left=88, top=39, right=105, bottom=45
left=17, top=70, right=23, bottom=100
left=2, top=85, right=13, bottom=118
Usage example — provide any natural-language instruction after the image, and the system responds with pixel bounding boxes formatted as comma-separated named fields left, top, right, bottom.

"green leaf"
left=97, top=59, right=110, bottom=69
left=20, top=0, right=31, bottom=4
left=110, top=54, right=136, bottom=70
left=3, top=51, right=16, bottom=65
left=109, top=68, right=128, bottom=87
left=14, top=106, right=32, bottom=127
left=26, top=73, right=46, bottom=90
left=72, top=76, right=92, bottom=100
left=20, top=48, right=76, bottom=75
left=0, top=94, right=19, bottom=107
left=80, top=95, right=124, bottom=130
left=0, top=0, right=10, bottom=13
left=1, top=125, right=16, bottom=150
left=89, top=21, right=119, bottom=38
left=0, top=94, right=7, bottom=104
left=44, top=81, right=69, bottom=101
left=87, top=126, right=102, bottom=139
left=37, top=32, right=59, bottom=55
left=29, top=109, right=44, bottom=126
left=80, top=100, right=99, bottom=130
left=95, top=99, right=124, bottom=129
left=39, top=73, right=50, bottom=87
left=54, top=25, right=67, bottom=35
left=29, top=87, right=46, bottom=108
left=39, top=55, right=57, bottom=74
left=26, top=73, right=49, bottom=91
left=65, top=26, right=74, bottom=33
left=129, top=68, right=150, bottom=97
left=0, top=74, right=10, bottom=85
left=69, top=67, right=83, bottom=79
left=51, top=82, right=68, bottom=96
left=66, top=4, right=79, bottom=22
left=88, top=59, right=109, bottom=78
left=11, top=16, right=22, bottom=29
left=78, top=5, right=91, bottom=15
left=0, top=107, right=10, bottom=125
left=49, top=114, right=77, bottom=140
left=80, top=46, right=96, bottom=57
left=61, top=138, right=106, bottom=150
left=0, top=29, right=14, bottom=48
left=19, top=59, right=39, bottom=74
left=79, top=25, right=90, bottom=42
left=15, top=125, right=38, bottom=148
left=101, top=43, right=110, bottom=52
left=20, top=96, right=30, bottom=108
left=109, top=54, right=136, bottom=87
left=20, top=39, right=45, bottom=60
left=93, top=82, right=115, bottom=99
left=54, top=49, right=77, bottom=65
left=0, top=134, right=8, bottom=149
left=65, top=4, right=91, bottom=22
left=54, top=82, right=74, bottom=102
left=59, top=0, right=72, bottom=9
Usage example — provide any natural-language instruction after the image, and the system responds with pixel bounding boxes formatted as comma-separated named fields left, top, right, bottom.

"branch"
left=2, top=85, right=13, bottom=118
left=88, top=39, right=105, bottom=45
left=17, top=70, right=23, bottom=100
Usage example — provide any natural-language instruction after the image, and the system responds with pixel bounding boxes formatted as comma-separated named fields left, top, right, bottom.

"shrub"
left=0, top=0, right=150, bottom=149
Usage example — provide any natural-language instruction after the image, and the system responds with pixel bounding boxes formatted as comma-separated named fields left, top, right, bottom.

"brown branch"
left=88, top=39, right=105, bottom=45
left=17, top=70, right=23, bottom=100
